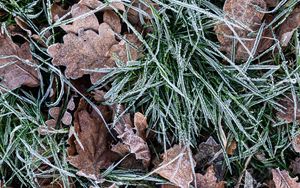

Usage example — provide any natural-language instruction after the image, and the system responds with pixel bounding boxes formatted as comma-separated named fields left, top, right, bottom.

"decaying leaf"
left=48, top=23, right=118, bottom=84
left=108, top=34, right=142, bottom=62
left=0, top=33, right=39, bottom=91
left=292, top=134, right=300, bottom=153
left=103, top=10, right=121, bottom=33
left=113, top=112, right=151, bottom=167
left=51, top=3, right=70, bottom=22
left=271, top=168, right=300, bottom=188
left=195, top=166, right=225, bottom=188
left=278, top=6, right=300, bottom=47
left=60, top=3, right=99, bottom=34
left=194, top=136, right=222, bottom=165
left=226, top=139, right=237, bottom=155
left=244, top=170, right=255, bottom=188
left=155, top=145, right=195, bottom=188
left=214, top=0, right=273, bottom=60
left=39, top=98, right=74, bottom=135
left=276, top=96, right=300, bottom=123
left=67, top=99, right=118, bottom=180
left=290, top=157, right=300, bottom=175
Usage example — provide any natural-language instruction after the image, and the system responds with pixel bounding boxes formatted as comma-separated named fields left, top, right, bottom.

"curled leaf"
left=155, top=145, right=195, bottom=188
left=113, top=112, right=151, bottom=168
left=0, top=33, right=39, bottom=91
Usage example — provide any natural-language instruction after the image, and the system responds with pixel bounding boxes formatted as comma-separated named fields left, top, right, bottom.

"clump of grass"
left=92, top=0, right=300, bottom=182
left=1, top=0, right=300, bottom=187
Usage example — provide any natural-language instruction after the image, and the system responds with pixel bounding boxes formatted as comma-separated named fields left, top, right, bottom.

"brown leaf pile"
left=48, top=0, right=143, bottom=84
left=0, top=33, right=39, bottom=91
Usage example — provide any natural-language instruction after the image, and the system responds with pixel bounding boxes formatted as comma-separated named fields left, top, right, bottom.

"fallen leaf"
left=244, top=170, right=255, bottom=188
left=278, top=6, right=300, bottom=47
left=214, top=0, right=273, bottom=60
left=103, top=10, right=122, bottom=33
left=194, top=136, right=222, bottom=165
left=79, top=0, right=125, bottom=11
left=292, top=134, right=300, bottom=153
left=48, top=23, right=118, bottom=84
left=155, top=145, right=195, bottom=188
left=276, top=96, right=300, bottom=123
left=226, top=139, right=237, bottom=155
left=51, top=3, right=70, bottom=22
left=108, top=34, right=142, bottom=62
left=113, top=112, right=150, bottom=168
left=134, top=112, right=148, bottom=140
left=0, top=33, right=39, bottom=91
left=195, top=166, right=225, bottom=188
left=290, top=157, right=300, bottom=175
left=67, top=99, right=118, bottom=180
left=271, top=168, right=300, bottom=188
left=60, top=3, right=99, bottom=33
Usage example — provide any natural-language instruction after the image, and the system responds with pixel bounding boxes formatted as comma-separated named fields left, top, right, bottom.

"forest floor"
left=0, top=0, right=300, bottom=187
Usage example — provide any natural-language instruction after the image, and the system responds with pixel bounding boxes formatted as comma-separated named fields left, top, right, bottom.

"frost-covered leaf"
left=48, top=23, right=117, bottom=84
left=272, top=168, right=300, bottom=188
left=195, top=166, right=225, bottom=188
left=67, top=99, right=118, bottom=180
left=155, top=145, right=195, bottom=188
left=0, top=33, right=39, bottom=91
left=276, top=96, right=300, bottom=123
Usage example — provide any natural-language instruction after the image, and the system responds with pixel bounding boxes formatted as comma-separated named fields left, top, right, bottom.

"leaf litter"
left=2, top=0, right=300, bottom=187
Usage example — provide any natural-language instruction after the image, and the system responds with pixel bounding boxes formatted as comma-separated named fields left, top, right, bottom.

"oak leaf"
left=214, top=0, right=273, bottom=60
left=103, top=10, right=121, bottom=33
left=271, top=168, right=300, bottom=188
left=113, top=112, right=151, bottom=168
left=290, top=157, right=300, bottom=175
left=60, top=3, right=99, bottom=34
left=195, top=166, right=225, bottom=188
left=67, top=99, right=118, bottom=180
left=0, top=33, right=39, bottom=91
left=48, top=23, right=118, bottom=84
left=154, top=145, right=195, bottom=188
left=108, top=34, right=142, bottom=63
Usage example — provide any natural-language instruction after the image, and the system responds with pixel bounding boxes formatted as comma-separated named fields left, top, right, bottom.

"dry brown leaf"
left=48, top=23, right=118, bottom=84
left=276, top=96, right=300, bottom=123
left=278, top=6, right=300, bottom=47
left=194, top=136, right=222, bottom=164
left=226, top=139, right=237, bottom=155
left=108, top=34, right=141, bottom=62
left=290, top=157, right=300, bottom=175
left=195, top=166, right=225, bottom=188
left=271, top=168, right=300, bottom=188
left=116, top=123, right=151, bottom=167
left=155, top=145, right=195, bottom=188
left=292, top=134, right=300, bottom=153
left=103, top=10, right=122, bottom=33
left=214, top=0, right=273, bottom=60
left=79, top=0, right=125, bottom=12
left=51, top=3, right=70, bottom=22
left=67, top=99, right=118, bottom=180
left=60, top=3, right=99, bottom=33
left=0, top=33, right=39, bottom=91
left=134, top=112, right=148, bottom=140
